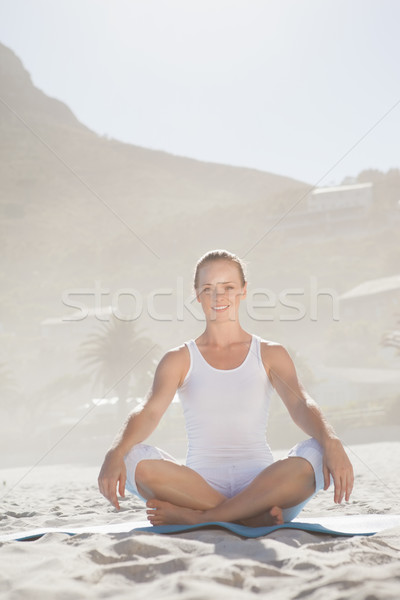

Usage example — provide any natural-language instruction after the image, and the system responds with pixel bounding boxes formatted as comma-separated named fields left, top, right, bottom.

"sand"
left=1, top=442, right=400, bottom=599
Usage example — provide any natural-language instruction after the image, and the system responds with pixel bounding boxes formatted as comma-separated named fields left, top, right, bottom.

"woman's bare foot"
left=146, top=499, right=284, bottom=528
left=146, top=499, right=204, bottom=526
left=239, top=506, right=284, bottom=527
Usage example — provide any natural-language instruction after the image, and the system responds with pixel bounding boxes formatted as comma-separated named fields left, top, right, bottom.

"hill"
left=0, top=42, right=312, bottom=331
left=0, top=42, right=399, bottom=458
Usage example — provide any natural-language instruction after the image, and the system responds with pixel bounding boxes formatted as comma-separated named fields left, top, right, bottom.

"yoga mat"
left=2, top=514, right=400, bottom=542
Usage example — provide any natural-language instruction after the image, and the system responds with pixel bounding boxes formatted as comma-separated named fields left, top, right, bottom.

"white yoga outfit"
left=124, top=333, right=329, bottom=522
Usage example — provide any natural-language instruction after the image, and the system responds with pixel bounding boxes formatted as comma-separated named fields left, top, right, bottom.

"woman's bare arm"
left=262, top=343, right=354, bottom=504
left=98, top=347, right=185, bottom=509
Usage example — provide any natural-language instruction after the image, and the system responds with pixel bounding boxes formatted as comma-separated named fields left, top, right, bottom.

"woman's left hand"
left=322, top=438, right=354, bottom=504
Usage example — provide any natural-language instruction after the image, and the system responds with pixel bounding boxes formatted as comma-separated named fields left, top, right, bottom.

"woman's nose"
left=213, top=288, right=225, bottom=297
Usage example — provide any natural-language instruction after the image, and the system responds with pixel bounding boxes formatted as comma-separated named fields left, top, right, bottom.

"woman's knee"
left=124, top=442, right=152, bottom=461
left=124, top=444, right=159, bottom=490
left=289, top=437, right=323, bottom=458
left=287, top=438, right=326, bottom=494
left=135, top=459, right=161, bottom=486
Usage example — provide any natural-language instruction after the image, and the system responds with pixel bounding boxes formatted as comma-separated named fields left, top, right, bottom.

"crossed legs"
left=135, top=459, right=227, bottom=510
left=135, top=456, right=316, bottom=527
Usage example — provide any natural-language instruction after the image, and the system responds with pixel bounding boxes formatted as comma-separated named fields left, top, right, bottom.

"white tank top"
left=177, top=333, right=274, bottom=468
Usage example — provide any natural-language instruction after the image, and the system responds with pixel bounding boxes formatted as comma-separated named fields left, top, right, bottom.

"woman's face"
left=196, top=260, right=247, bottom=321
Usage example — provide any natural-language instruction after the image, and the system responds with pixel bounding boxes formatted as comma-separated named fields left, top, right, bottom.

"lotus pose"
left=98, top=249, right=354, bottom=527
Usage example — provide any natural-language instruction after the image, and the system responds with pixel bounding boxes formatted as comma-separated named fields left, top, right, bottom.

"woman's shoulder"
left=160, top=342, right=190, bottom=367
left=162, top=340, right=191, bottom=362
left=159, top=341, right=191, bottom=387
left=257, top=336, right=290, bottom=363
left=256, top=334, right=283, bottom=349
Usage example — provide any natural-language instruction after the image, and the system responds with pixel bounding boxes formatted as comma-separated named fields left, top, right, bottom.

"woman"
left=98, top=249, right=354, bottom=527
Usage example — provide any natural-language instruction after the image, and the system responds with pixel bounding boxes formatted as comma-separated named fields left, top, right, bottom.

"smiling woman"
left=98, top=248, right=354, bottom=527
left=193, top=249, right=247, bottom=323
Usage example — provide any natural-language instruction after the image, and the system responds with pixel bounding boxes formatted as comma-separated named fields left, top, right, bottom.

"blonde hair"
left=193, top=249, right=247, bottom=290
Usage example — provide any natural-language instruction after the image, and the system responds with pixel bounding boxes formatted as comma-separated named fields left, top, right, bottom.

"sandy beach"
left=1, top=441, right=400, bottom=599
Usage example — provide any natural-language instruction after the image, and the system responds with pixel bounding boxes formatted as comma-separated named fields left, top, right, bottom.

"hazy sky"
left=0, top=0, right=399, bottom=185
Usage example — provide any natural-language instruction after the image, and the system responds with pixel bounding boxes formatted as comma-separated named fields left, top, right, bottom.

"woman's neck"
left=199, top=322, right=250, bottom=347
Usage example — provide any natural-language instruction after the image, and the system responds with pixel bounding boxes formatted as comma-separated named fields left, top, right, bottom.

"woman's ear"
left=242, top=282, right=247, bottom=299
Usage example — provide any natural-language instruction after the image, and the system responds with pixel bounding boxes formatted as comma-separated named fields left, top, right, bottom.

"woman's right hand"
left=98, top=449, right=127, bottom=510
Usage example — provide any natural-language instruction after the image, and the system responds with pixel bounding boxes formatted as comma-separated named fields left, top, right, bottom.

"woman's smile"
left=212, top=305, right=229, bottom=312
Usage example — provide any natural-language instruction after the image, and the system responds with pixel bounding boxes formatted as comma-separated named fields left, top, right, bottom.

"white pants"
left=124, top=438, right=329, bottom=523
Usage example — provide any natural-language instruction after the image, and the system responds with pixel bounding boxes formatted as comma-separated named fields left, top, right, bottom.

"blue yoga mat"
left=2, top=514, right=399, bottom=542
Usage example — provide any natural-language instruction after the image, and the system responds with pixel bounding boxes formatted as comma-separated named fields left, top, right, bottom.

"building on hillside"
left=262, top=182, right=374, bottom=235
left=339, top=274, right=400, bottom=324
left=307, top=182, right=373, bottom=214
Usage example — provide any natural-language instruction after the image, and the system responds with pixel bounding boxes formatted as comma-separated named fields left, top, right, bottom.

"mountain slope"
left=0, top=42, right=310, bottom=330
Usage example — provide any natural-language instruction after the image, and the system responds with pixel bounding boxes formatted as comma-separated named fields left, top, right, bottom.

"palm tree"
left=78, top=318, right=160, bottom=419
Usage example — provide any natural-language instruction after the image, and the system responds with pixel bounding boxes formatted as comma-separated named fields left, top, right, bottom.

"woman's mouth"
left=212, top=305, right=229, bottom=312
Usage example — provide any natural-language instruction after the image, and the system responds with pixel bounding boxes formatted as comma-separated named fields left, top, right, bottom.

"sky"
left=0, top=0, right=399, bottom=185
